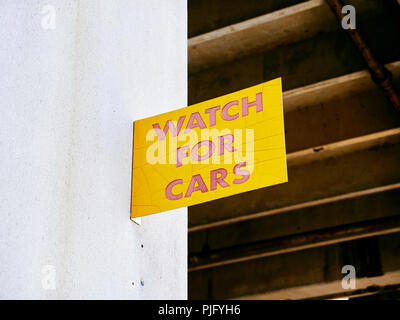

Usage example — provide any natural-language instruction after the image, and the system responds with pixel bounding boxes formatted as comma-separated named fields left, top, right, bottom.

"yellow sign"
left=131, top=78, right=287, bottom=218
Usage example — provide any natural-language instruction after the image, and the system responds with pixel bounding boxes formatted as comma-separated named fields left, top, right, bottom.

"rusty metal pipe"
left=326, top=0, right=400, bottom=112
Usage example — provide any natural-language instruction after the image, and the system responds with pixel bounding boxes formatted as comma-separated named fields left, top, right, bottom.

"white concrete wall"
left=0, top=0, right=187, bottom=299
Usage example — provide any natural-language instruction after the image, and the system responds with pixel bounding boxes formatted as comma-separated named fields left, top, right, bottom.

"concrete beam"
left=189, top=128, right=400, bottom=229
left=283, top=62, right=400, bottom=152
left=188, top=0, right=386, bottom=74
left=189, top=183, right=400, bottom=253
left=188, top=0, right=336, bottom=74
left=190, top=61, right=400, bottom=152
left=283, top=61, right=400, bottom=113
left=236, top=270, right=400, bottom=300
left=189, top=232, right=400, bottom=299
left=188, top=0, right=304, bottom=38
left=189, top=215, right=400, bottom=271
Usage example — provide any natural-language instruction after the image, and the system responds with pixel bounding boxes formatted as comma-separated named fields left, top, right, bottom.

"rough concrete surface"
left=0, top=0, right=187, bottom=299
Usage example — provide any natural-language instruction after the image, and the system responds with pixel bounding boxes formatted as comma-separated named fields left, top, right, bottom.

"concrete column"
left=0, top=0, right=187, bottom=299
